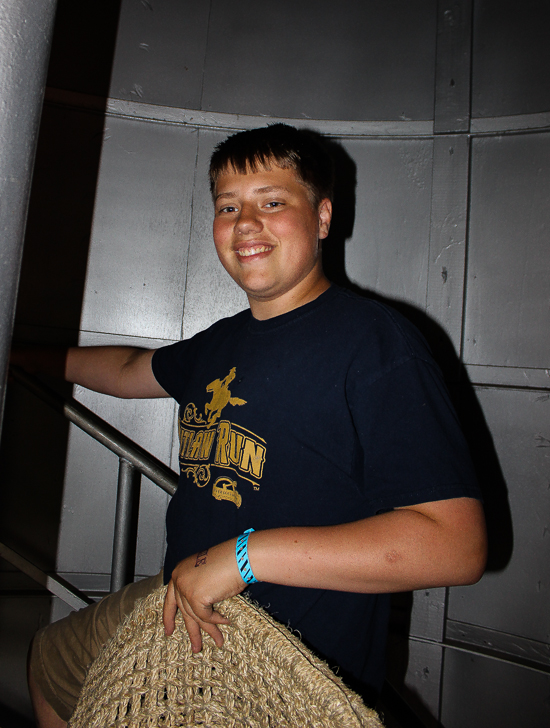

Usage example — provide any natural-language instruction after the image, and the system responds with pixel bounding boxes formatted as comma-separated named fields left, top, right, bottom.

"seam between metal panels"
left=198, top=0, right=214, bottom=112
left=470, top=125, right=550, bottom=139
left=43, top=89, right=550, bottom=137
left=428, top=5, right=474, bottom=715
left=43, top=88, right=435, bottom=138
left=470, top=382, right=550, bottom=393
left=407, top=634, right=550, bottom=676
left=180, top=131, right=200, bottom=342
left=471, top=111, right=550, bottom=134
left=458, top=132, right=474, bottom=369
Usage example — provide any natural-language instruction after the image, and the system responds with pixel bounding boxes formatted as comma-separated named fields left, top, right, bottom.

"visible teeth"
left=237, top=246, right=271, bottom=257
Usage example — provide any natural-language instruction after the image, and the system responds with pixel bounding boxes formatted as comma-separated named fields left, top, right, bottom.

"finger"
left=181, top=611, right=204, bottom=653
left=162, top=582, right=178, bottom=636
left=182, top=610, right=226, bottom=650
left=199, top=620, right=225, bottom=649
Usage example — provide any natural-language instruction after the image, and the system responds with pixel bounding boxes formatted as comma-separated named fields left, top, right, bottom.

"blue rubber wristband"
left=235, top=528, right=258, bottom=584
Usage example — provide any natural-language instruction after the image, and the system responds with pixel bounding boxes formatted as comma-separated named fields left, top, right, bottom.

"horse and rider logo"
left=204, top=367, right=247, bottom=425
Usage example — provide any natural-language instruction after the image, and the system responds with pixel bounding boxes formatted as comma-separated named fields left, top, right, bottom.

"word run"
left=179, top=419, right=266, bottom=480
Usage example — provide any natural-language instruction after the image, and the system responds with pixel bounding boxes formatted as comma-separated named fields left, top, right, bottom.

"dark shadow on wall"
left=15, top=0, right=123, bottom=338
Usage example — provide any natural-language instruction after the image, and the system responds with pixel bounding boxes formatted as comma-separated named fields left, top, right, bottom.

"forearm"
left=164, top=497, right=486, bottom=650
left=247, top=498, right=487, bottom=593
left=65, top=346, right=165, bottom=398
left=11, top=345, right=167, bottom=398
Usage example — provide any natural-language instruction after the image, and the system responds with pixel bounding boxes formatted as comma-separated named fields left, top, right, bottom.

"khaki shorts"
left=29, top=572, right=164, bottom=722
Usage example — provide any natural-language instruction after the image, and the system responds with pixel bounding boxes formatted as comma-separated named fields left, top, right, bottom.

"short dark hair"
left=209, top=123, right=334, bottom=206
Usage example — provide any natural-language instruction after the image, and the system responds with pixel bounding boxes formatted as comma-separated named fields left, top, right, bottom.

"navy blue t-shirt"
left=152, top=285, right=480, bottom=696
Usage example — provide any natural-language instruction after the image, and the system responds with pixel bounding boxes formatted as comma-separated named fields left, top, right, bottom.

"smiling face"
left=213, top=164, right=332, bottom=319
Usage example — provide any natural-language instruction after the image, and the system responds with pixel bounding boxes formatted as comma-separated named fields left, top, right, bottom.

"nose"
left=235, top=203, right=262, bottom=235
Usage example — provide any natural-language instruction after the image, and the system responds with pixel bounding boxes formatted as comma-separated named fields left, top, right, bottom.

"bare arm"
left=11, top=345, right=169, bottom=399
left=249, top=497, right=486, bottom=593
left=65, top=346, right=168, bottom=398
left=163, top=496, right=487, bottom=651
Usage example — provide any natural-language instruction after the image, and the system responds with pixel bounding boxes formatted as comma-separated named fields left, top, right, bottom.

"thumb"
left=189, top=600, right=230, bottom=626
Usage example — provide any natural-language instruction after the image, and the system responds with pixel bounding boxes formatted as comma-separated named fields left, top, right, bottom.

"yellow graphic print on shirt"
left=204, top=368, right=246, bottom=426
left=178, top=367, right=266, bottom=508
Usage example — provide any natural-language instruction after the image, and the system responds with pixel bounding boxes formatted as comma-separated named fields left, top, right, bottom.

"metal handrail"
left=7, top=366, right=178, bottom=595
left=0, top=542, right=93, bottom=610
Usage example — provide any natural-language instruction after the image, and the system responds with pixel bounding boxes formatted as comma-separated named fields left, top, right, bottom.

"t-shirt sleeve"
left=346, top=350, right=482, bottom=513
left=151, top=340, right=193, bottom=403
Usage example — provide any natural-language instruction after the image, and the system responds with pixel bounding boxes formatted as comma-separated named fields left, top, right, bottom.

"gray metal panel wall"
left=340, top=138, right=433, bottom=309
left=472, top=0, right=550, bottom=118
left=201, top=0, right=436, bottom=121
left=464, top=133, right=550, bottom=369
left=50, top=0, right=438, bottom=123
left=448, top=387, right=550, bottom=642
left=109, top=0, right=210, bottom=108
left=441, top=651, right=550, bottom=727
left=79, top=117, right=197, bottom=341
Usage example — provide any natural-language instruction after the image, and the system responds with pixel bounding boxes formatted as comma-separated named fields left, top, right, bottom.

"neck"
left=248, top=273, right=330, bottom=320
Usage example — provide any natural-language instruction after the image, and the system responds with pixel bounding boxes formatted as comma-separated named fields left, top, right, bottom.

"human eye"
left=264, top=200, right=284, bottom=209
left=216, top=204, right=238, bottom=214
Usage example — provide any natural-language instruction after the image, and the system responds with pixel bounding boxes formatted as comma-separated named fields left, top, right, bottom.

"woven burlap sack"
left=68, top=585, right=384, bottom=727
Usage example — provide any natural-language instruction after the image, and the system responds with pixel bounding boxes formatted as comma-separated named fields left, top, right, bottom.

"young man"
left=26, top=124, right=486, bottom=726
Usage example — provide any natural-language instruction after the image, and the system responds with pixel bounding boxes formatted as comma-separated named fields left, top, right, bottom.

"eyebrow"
left=215, top=185, right=290, bottom=202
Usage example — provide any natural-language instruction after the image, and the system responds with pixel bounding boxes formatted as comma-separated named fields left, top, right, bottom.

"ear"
left=318, top=199, right=332, bottom=240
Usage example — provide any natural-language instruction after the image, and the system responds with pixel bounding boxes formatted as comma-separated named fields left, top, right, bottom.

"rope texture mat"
left=68, top=585, right=384, bottom=727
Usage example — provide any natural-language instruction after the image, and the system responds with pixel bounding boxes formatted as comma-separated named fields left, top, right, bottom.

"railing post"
left=110, top=458, right=141, bottom=593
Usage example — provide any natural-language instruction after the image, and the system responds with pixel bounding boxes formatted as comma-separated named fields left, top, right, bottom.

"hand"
left=163, top=538, right=247, bottom=652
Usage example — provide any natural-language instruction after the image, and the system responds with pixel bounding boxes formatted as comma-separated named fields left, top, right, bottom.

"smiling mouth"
left=236, top=245, right=272, bottom=257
